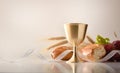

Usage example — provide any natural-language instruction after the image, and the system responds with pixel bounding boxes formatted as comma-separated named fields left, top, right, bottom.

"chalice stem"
left=73, top=45, right=78, bottom=62
left=67, top=44, right=78, bottom=63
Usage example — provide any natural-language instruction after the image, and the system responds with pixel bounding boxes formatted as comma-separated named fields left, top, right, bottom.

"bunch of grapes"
left=104, top=40, right=120, bottom=62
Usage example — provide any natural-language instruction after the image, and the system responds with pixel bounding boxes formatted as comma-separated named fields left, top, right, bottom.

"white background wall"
left=0, top=0, right=120, bottom=59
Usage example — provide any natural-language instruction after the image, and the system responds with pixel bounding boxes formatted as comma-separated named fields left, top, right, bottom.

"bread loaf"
left=51, top=44, right=106, bottom=61
left=51, top=46, right=73, bottom=61
left=79, top=44, right=106, bottom=61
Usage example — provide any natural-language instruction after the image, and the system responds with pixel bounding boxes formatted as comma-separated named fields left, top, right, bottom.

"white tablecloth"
left=0, top=56, right=120, bottom=73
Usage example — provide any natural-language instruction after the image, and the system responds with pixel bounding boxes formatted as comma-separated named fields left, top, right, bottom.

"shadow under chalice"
left=51, top=61, right=118, bottom=73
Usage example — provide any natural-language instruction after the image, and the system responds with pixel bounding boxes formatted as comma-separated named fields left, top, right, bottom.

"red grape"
left=103, top=40, right=120, bottom=62
left=104, top=43, right=114, bottom=54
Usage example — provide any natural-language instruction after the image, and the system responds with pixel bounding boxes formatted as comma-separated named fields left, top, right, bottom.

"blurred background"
left=0, top=0, right=120, bottom=59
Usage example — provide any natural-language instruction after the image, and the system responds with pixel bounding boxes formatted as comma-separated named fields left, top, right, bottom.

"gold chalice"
left=64, top=23, right=88, bottom=63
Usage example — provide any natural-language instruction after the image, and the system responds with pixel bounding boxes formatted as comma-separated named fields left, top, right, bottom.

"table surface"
left=0, top=57, right=120, bottom=73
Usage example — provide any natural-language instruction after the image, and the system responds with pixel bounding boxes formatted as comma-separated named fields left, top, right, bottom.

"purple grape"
left=107, top=53, right=120, bottom=62
left=112, top=40, right=120, bottom=50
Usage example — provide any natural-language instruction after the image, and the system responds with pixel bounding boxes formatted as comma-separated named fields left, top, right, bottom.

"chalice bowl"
left=64, top=23, right=88, bottom=63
